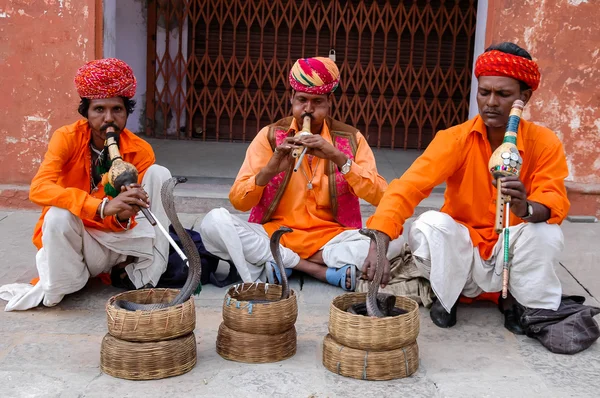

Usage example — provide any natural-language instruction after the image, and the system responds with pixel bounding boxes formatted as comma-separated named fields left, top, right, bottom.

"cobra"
left=347, top=228, right=404, bottom=318
left=113, top=177, right=202, bottom=311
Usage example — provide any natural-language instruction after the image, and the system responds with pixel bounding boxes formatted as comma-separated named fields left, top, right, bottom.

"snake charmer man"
left=199, top=56, right=404, bottom=290
left=361, top=42, right=570, bottom=333
left=0, top=58, right=173, bottom=311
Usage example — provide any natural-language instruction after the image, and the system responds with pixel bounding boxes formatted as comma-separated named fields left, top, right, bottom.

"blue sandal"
left=265, top=261, right=292, bottom=285
left=325, top=264, right=357, bottom=292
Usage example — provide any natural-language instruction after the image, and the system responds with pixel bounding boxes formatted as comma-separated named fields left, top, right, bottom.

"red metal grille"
left=146, top=0, right=478, bottom=150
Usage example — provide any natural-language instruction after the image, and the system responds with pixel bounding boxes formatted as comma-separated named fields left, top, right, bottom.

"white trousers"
left=408, top=211, right=564, bottom=312
left=0, top=165, right=172, bottom=311
left=198, top=207, right=405, bottom=283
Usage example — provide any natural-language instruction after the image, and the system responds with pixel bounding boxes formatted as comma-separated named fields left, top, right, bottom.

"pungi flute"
left=487, top=99, right=525, bottom=299
left=292, top=115, right=313, bottom=172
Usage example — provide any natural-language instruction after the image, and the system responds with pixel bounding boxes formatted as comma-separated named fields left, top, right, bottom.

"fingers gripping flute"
left=105, top=127, right=157, bottom=226
left=292, top=115, right=313, bottom=172
left=487, top=99, right=525, bottom=299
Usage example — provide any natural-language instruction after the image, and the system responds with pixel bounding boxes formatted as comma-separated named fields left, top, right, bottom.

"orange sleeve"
left=228, top=127, right=270, bottom=211
left=527, top=141, right=570, bottom=224
left=343, top=132, right=388, bottom=206
left=366, top=128, right=462, bottom=239
left=29, top=128, right=102, bottom=220
left=132, top=141, right=156, bottom=184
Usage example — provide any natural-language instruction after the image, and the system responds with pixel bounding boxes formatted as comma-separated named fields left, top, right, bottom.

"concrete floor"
left=1, top=139, right=599, bottom=397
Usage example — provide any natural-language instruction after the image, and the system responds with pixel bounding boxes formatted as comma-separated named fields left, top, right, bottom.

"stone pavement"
left=0, top=208, right=599, bottom=398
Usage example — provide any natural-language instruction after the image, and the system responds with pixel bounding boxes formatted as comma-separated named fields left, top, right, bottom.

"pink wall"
left=486, top=0, right=600, bottom=216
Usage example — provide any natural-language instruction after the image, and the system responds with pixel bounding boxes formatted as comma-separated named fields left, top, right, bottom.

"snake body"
left=347, top=228, right=404, bottom=318
left=114, top=177, right=202, bottom=311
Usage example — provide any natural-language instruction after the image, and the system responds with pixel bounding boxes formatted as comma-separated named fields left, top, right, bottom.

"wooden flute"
left=293, top=115, right=313, bottom=172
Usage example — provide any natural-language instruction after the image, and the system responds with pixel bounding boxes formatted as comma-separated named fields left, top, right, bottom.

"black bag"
left=519, top=295, right=600, bottom=355
left=155, top=225, right=240, bottom=288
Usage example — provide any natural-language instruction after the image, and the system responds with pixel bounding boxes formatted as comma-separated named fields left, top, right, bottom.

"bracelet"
left=100, top=197, right=109, bottom=219
left=115, top=216, right=132, bottom=230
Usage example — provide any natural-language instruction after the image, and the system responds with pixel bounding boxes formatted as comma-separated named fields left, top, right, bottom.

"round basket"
left=322, top=334, right=419, bottom=381
left=105, top=288, right=196, bottom=342
left=100, top=332, right=197, bottom=380
left=216, top=322, right=296, bottom=363
left=329, top=293, right=420, bottom=351
left=222, top=283, right=298, bottom=335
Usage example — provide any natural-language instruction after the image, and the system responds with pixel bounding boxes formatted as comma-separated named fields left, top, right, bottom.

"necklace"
left=301, top=157, right=320, bottom=190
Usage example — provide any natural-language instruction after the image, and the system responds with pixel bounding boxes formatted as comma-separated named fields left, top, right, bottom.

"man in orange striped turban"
left=0, top=58, right=174, bottom=311
left=199, top=56, right=406, bottom=293
left=361, top=42, right=574, bottom=347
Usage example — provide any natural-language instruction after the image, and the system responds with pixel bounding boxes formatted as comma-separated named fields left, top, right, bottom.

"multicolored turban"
left=475, top=50, right=541, bottom=91
left=74, top=58, right=137, bottom=99
left=289, top=57, right=340, bottom=95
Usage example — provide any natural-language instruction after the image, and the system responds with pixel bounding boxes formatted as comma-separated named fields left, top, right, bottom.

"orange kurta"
left=29, top=119, right=156, bottom=249
left=230, top=119, right=388, bottom=258
left=367, top=115, right=570, bottom=260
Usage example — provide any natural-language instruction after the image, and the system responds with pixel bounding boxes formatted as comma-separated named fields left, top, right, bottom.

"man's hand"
left=361, top=232, right=391, bottom=288
left=102, top=184, right=150, bottom=221
left=498, top=176, right=528, bottom=217
left=256, top=138, right=301, bottom=186
left=293, top=134, right=347, bottom=167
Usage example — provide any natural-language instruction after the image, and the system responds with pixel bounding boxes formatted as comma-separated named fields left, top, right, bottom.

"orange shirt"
left=230, top=119, right=388, bottom=258
left=367, top=115, right=570, bottom=260
left=29, top=119, right=155, bottom=249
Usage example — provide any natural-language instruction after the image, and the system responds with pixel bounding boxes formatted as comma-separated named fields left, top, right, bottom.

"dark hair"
left=484, top=42, right=533, bottom=91
left=77, top=96, right=136, bottom=118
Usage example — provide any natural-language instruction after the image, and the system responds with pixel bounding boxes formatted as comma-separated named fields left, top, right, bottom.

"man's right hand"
left=99, top=184, right=149, bottom=220
left=256, top=137, right=301, bottom=186
left=361, top=238, right=391, bottom=288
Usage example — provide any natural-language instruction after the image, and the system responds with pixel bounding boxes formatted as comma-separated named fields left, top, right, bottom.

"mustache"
left=100, top=123, right=120, bottom=132
left=300, top=113, right=313, bottom=119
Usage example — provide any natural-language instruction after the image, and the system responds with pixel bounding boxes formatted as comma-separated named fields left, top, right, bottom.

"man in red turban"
left=362, top=42, right=571, bottom=340
left=0, top=58, right=173, bottom=311
left=199, top=56, right=407, bottom=292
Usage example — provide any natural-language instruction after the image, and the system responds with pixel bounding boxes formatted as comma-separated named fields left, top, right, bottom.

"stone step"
left=171, top=176, right=445, bottom=217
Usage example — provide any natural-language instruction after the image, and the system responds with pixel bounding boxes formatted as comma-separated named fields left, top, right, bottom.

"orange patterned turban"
left=475, top=50, right=541, bottom=91
left=74, top=58, right=137, bottom=99
left=289, top=57, right=340, bottom=95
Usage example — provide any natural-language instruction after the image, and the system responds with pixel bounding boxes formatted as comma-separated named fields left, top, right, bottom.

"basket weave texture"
left=322, top=333, right=419, bottom=381
left=105, top=288, right=196, bottom=342
left=216, top=283, right=298, bottom=363
left=216, top=322, right=296, bottom=363
left=222, top=283, right=298, bottom=335
left=100, top=332, right=197, bottom=380
left=328, top=293, right=420, bottom=351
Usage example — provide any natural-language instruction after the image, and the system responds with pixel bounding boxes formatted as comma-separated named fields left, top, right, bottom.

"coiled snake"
left=114, top=177, right=202, bottom=311
left=347, top=228, right=405, bottom=318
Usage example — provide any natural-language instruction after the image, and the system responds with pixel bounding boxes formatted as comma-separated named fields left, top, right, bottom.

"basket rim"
left=330, top=292, right=419, bottom=322
left=106, top=288, right=192, bottom=314
left=224, top=282, right=297, bottom=306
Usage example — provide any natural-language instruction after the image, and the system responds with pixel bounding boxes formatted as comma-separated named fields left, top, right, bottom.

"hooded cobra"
left=114, top=177, right=202, bottom=311
left=347, top=228, right=404, bottom=318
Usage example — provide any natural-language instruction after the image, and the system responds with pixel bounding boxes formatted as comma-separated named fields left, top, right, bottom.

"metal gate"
left=146, top=0, right=477, bottom=150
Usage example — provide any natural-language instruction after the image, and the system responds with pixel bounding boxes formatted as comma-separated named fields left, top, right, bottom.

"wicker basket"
left=328, top=293, right=420, bottom=351
left=216, top=322, right=296, bottom=363
left=100, top=332, right=197, bottom=380
left=105, top=288, right=196, bottom=342
left=222, top=283, right=298, bottom=335
left=322, top=334, right=419, bottom=381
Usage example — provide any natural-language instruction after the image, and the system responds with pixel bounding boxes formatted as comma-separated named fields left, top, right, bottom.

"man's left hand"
left=293, top=134, right=346, bottom=167
left=499, top=176, right=528, bottom=217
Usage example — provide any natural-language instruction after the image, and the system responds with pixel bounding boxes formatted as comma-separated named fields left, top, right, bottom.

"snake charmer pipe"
left=293, top=115, right=313, bottom=172
left=488, top=99, right=525, bottom=299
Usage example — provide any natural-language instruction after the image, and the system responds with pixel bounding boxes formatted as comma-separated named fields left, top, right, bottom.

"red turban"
left=74, top=58, right=137, bottom=99
left=475, top=50, right=541, bottom=91
left=289, top=57, right=340, bottom=95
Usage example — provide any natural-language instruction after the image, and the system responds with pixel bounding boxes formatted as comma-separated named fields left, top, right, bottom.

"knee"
left=145, top=164, right=172, bottom=182
left=43, top=207, right=79, bottom=234
left=199, top=207, right=231, bottom=236
left=519, top=223, right=564, bottom=254
left=412, top=210, right=457, bottom=232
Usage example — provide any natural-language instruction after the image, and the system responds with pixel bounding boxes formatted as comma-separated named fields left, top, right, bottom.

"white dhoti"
left=0, top=165, right=172, bottom=311
left=407, top=210, right=563, bottom=312
left=198, top=207, right=405, bottom=283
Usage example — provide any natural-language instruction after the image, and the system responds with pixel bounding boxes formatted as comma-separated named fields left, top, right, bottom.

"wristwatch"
left=339, top=158, right=352, bottom=175
left=522, top=201, right=534, bottom=220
